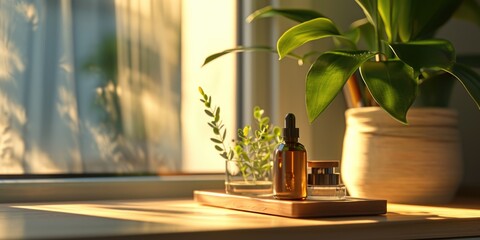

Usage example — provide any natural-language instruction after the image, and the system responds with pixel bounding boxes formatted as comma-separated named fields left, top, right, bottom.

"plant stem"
left=375, top=1, right=384, bottom=62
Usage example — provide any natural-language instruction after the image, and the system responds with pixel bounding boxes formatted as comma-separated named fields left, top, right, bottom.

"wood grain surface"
left=3, top=196, right=480, bottom=239
left=194, top=190, right=387, bottom=218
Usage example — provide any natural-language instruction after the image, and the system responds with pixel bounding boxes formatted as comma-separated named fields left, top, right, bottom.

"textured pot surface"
left=341, top=107, right=462, bottom=204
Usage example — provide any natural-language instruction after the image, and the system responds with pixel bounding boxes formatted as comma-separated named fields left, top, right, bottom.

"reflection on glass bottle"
left=273, top=113, right=307, bottom=200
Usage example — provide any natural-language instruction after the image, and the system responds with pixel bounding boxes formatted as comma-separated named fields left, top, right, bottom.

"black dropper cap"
left=283, top=113, right=299, bottom=142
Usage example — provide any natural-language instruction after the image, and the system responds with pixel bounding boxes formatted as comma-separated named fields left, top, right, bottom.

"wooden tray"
left=194, top=190, right=387, bottom=218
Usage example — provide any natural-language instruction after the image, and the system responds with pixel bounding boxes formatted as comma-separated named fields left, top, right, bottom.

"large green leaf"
left=203, top=46, right=301, bottom=66
left=355, top=0, right=383, bottom=52
left=378, top=0, right=398, bottom=42
left=277, top=18, right=354, bottom=59
left=389, top=39, right=455, bottom=71
left=360, top=60, right=416, bottom=124
left=247, top=6, right=324, bottom=23
left=306, top=50, right=377, bottom=122
left=355, top=0, right=378, bottom=27
left=397, top=0, right=462, bottom=41
left=443, top=63, right=480, bottom=109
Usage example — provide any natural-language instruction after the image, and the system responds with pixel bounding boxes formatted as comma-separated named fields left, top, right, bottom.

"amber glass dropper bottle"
left=273, top=113, right=307, bottom=200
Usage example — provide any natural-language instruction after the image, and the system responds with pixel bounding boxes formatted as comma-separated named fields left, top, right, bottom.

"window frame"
left=0, top=0, right=242, bottom=203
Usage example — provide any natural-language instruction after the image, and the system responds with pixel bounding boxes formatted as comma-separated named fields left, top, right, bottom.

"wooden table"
left=1, top=197, right=480, bottom=239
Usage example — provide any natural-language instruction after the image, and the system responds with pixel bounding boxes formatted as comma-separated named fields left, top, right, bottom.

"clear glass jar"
left=225, top=159, right=273, bottom=197
left=307, top=160, right=346, bottom=200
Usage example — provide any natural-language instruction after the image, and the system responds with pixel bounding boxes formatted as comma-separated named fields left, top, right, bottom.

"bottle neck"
left=284, top=138, right=298, bottom=144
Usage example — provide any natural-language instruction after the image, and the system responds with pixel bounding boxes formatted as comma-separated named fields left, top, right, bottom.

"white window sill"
left=0, top=174, right=224, bottom=203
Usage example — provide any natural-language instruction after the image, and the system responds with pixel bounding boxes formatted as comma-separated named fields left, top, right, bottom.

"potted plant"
left=198, top=87, right=282, bottom=196
left=204, top=0, right=480, bottom=203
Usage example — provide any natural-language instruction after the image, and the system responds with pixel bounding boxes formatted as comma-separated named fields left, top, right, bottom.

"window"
left=0, top=0, right=237, bottom=175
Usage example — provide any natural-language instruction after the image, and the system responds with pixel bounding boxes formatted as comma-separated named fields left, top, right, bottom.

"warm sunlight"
left=13, top=200, right=378, bottom=229
left=181, top=0, right=237, bottom=173
left=388, top=203, right=480, bottom=219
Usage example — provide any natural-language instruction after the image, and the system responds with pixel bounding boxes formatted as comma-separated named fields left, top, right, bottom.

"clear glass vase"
left=225, top=159, right=273, bottom=197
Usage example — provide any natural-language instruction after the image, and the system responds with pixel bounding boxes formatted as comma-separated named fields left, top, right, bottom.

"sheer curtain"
left=114, top=0, right=181, bottom=173
left=0, top=0, right=181, bottom=174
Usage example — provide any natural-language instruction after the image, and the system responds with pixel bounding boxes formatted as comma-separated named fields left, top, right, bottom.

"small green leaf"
left=204, top=46, right=275, bottom=66
left=390, top=40, right=455, bottom=71
left=443, top=63, right=480, bottom=109
left=244, top=161, right=254, bottom=168
left=222, top=129, right=227, bottom=141
left=241, top=152, right=250, bottom=162
left=253, top=106, right=263, bottom=119
left=360, top=60, right=417, bottom=124
left=243, top=126, right=251, bottom=137
left=261, top=117, right=269, bottom=125
left=214, top=107, right=220, bottom=122
left=277, top=18, right=354, bottom=59
left=203, top=46, right=303, bottom=66
left=206, top=96, right=211, bottom=107
left=215, top=145, right=223, bottom=151
left=254, top=130, right=261, bottom=139
left=234, top=144, right=243, bottom=153
left=306, top=50, right=377, bottom=122
left=273, top=127, right=281, bottom=136
left=261, top=163, right=272, bottom=170
left=237, top=128, right=244, bottom=138
left=210, top=138, right=222, bottom=144
left=204, top=109, right=214, bottom=117
left=213, top=127, right=220, bottom=135
left=247, top=6, right=324, bottom=23
left=198, top=86, right=205, bottom=96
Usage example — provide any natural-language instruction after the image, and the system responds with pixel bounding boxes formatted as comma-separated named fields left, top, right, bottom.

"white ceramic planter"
left=341, top=107, right=462, bottom=204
